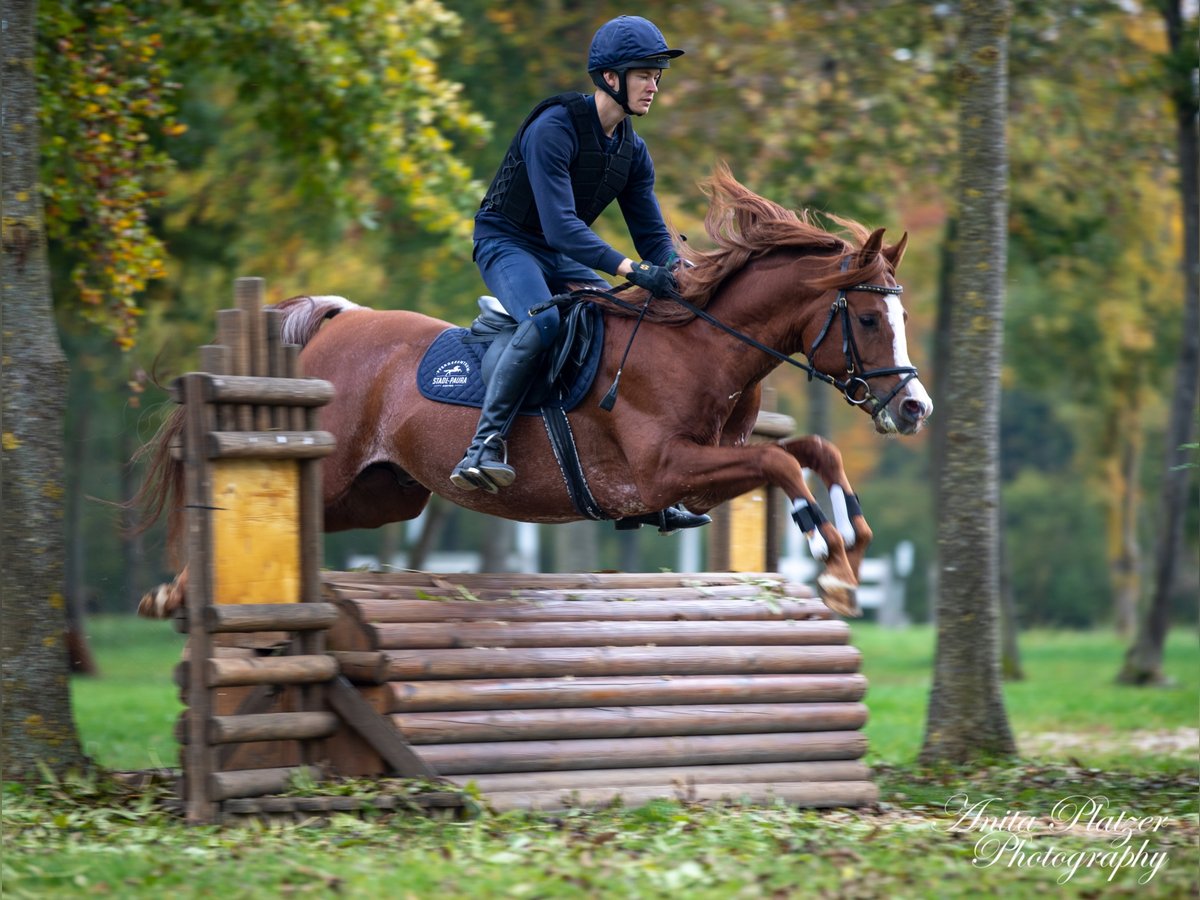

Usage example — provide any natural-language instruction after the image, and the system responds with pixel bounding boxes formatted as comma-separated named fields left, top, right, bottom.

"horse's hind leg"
left=139, top=565, right=188, bottom=619
left=780, top=435, right=873, bottom=578
left=324, top=461, right=432, bottom=532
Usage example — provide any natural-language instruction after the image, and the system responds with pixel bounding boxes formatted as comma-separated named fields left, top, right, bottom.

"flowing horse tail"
left=273, top=294, right=363, bottom=347
left=128, top=294, right=361, bottom=617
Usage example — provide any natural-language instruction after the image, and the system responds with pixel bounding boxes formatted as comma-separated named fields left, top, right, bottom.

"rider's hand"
left=626, top=260, right=680, bottom=298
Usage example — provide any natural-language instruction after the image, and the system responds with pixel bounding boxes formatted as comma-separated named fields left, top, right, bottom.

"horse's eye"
left=858, top=315, right=878, bottom=328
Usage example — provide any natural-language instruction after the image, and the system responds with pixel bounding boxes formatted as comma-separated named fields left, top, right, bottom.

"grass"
left=69, top=616, right=185, bottom=771
left=854, top=625, right=1200, bottom=767
left=3, top=615, right=1196, bottom=898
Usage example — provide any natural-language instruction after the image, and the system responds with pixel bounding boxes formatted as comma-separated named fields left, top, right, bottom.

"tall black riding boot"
left=614, top=504, right=712, bottom=535
left=450, top=319, right=544, bottom=493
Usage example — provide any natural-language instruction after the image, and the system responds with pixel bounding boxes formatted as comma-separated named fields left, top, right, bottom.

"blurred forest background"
left=43, top=0, right=1196, bottom=634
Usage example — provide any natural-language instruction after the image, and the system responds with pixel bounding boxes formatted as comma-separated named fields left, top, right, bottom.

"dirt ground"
left=1018, top=727, right=1199, bottom=759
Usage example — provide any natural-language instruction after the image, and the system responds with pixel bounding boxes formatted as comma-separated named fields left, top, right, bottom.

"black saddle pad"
left=416, top=306, right=604, bottom=415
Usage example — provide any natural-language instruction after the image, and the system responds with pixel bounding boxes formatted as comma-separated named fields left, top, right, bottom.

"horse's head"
left=806, top=229, right=933, bottom=436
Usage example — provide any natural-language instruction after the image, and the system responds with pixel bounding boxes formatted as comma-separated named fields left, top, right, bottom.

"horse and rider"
left=133, top=16, right=932, bottom=619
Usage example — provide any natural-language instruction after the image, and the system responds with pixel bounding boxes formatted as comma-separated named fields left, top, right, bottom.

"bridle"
left=804, top=273, right=921, bottom=420
left=534, top=261, right=920, bottom=424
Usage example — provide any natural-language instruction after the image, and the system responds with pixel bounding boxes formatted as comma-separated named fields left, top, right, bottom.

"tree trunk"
left=931, top=218, right=956, bottom=528
left=407, top=496, right=450, bottom=570
left=920, top=1, right=1018, bottom=764
left=1, top=0, right=88, bottom=778
left=1110, top=427, right=1143, bottom=638
left=617, top=529, right=641, bottom=572
left=480, top=518, right=514, bottom=572
left=553, top=521, right=598, bottom=573
left=65, top=394, right=97, bottom=674
left=378, top=521, right=401, bottom=570
left=1118, top=0, right=1199, bottom=685
left=998, top=499, right=1023, bottom=681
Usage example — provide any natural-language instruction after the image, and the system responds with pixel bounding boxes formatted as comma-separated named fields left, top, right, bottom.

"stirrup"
left=449, top=461, right=498, bottom=493
left=449, top=434, right=514, bottom=493
left=475, top=434, right=516, bottom=487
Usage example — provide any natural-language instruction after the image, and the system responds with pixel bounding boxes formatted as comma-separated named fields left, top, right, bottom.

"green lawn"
left=69, top=616, right=186, bottom=772
left=854, top=624, right=1200, bottom=767
left=2, top=615, right=1194, bottom=899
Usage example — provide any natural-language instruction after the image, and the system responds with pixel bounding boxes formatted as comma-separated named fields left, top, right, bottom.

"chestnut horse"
left=135, top=167, right=931, bottom=618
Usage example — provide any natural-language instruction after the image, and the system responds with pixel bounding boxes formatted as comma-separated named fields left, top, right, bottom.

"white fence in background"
left=780, top=537, right=913, bottom=628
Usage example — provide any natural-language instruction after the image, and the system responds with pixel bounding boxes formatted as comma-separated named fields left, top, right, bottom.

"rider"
left=450, top=14, right=709, bottom=534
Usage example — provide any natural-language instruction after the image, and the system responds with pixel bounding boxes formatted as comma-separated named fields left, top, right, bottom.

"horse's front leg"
left=780, top=435, right=873, bottom=584
left=635, top=440, right=861, bottom=616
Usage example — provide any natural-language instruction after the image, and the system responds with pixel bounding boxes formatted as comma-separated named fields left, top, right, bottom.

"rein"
left=533, top=272, right=919, bottom=421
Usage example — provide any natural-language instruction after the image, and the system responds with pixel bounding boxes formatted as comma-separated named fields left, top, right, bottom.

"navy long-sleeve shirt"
left=474, top=95, right=674, bottom=275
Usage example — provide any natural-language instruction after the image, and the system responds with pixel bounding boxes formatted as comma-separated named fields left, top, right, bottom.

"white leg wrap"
left=829, top=484, right=856, bottom=549
left=792, top=499, right=830, bottom=561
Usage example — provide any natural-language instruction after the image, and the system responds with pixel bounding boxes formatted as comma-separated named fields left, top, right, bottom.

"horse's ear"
left=862, top=228, right=885, bottom=258
left=883, top=231, right=908, bottom=270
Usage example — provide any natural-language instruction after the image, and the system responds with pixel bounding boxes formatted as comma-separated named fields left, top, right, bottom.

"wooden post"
left=179, top=278, right=339, bottom=824
left=709, top=409, right=796, bottom=573
left=177, top=277, right=438, bottom=823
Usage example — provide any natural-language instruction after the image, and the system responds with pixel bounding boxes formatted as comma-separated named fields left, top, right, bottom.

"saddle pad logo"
left=430, top=359, right=472, bottom=388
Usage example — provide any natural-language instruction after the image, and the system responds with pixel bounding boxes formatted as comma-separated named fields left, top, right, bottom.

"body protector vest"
left=480, top=93, right=636, bottom=234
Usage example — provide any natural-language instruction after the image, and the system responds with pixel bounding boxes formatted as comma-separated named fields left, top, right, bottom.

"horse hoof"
left=816, top=574, right=861, bottom=618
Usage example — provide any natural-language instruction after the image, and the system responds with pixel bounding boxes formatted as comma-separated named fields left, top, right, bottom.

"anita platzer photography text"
left=941, top=792, right=1173, bottom=885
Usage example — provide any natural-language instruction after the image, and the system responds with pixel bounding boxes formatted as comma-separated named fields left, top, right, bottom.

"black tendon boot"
left=615, top=504, right=712, bottom=535
left=450, top=319, right=544, bottom=493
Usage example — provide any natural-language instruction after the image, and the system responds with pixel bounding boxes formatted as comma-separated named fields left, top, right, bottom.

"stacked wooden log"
left=323, top=570, right=876, bottom=812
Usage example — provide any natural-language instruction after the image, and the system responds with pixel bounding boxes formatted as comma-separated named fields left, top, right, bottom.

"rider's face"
left=607, top=68, right=662, bottom=115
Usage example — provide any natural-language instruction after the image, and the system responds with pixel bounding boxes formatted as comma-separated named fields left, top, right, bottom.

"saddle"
left=417, top=296, right=604, bottom=415
left=418, top=297, right=609, bottom=520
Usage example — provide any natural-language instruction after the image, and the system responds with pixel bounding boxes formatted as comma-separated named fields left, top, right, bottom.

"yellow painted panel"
left=728, top=489, right=767, bottom=573
left=211, top=459, right=301, bottom=604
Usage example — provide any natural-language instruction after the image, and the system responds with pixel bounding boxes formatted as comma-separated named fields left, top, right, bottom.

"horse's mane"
left=595, top=162, right=896, bottom=325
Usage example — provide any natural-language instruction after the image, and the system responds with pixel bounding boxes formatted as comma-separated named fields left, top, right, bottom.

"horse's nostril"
left=901, top=398, right=927, bottom=420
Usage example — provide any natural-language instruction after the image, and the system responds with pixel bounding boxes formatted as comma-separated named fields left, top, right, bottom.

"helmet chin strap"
left=591, top=70, right=640, bottom=116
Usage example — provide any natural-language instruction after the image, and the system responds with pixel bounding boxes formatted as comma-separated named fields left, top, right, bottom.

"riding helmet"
left=587, top=15, right=684, bottom=73
left=587, top=16, right=684, bottom=115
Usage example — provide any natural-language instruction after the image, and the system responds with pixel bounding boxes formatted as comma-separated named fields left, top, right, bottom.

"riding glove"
left=626, top=260, right=680, bottom=298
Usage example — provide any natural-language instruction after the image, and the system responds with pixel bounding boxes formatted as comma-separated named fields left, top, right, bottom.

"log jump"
left=169, top=279, right=877, bottom=823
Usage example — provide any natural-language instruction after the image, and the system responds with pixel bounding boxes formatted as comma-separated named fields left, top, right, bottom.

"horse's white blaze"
left=883, top=294, right=933, bottom=413
left=829, top=484, right=856, bottom=548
